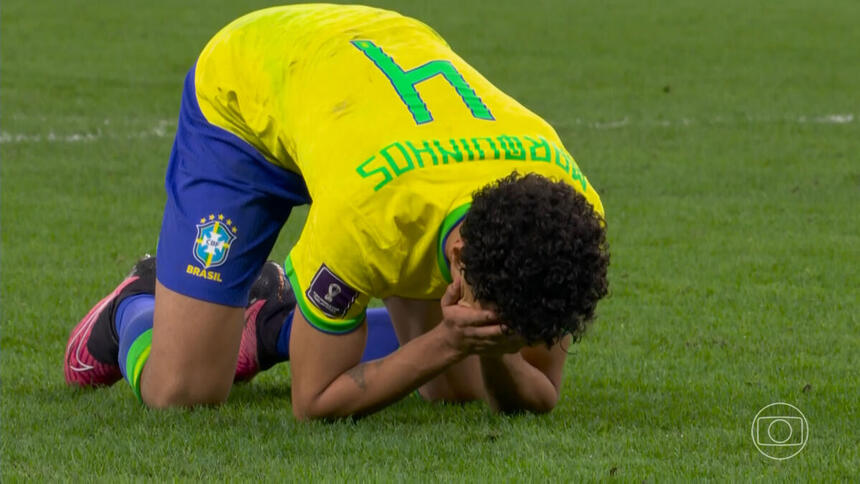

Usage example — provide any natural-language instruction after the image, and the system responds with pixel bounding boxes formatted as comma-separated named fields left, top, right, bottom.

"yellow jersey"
left=193, top=4, right=604, bottom=333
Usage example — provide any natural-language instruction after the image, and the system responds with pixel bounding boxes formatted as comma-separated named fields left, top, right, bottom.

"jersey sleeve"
left=284, top=218, right=373, bottom=333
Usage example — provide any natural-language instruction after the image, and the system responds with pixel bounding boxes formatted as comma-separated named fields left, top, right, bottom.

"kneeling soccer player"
left=64, top=4, right=609, bottom=418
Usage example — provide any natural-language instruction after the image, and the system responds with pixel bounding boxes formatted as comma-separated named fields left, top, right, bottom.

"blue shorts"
left=156, top=67, right=311, bottom=307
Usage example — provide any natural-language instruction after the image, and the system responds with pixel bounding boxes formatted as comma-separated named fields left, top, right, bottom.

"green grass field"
left=2, top=0, right=858, bottom=480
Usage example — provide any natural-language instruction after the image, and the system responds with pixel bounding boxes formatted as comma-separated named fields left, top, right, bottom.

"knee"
left=141, top=370, right=231, bottom=408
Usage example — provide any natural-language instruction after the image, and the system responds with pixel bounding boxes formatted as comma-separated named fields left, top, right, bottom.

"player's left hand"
left=439, top=279, right=527, bottom=357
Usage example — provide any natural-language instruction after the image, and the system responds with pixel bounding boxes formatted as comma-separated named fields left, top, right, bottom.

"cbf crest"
left=193, top=214, right=238, bottom=268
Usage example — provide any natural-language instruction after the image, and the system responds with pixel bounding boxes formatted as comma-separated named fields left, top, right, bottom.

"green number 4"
left=352, top=40, right=494, bottom=125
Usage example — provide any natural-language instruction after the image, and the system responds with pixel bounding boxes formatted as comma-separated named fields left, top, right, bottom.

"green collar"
left=435, top=202, right=471, bottom=283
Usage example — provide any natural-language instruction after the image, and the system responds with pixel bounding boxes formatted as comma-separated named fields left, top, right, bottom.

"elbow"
left=535, top=391, right=560, bottom=413
left=292, top=398, right=334, bottom=421
left=494, top=400, right=557, bottom=415
left=526, top=396, right=559, bottom=414
left=291, top=391, right=321, bottom=421
left=292, top=394, right=360, bottom=421
left=292, top=403, right=313, bottom=421
left=492, top=392, right=559, bottom=415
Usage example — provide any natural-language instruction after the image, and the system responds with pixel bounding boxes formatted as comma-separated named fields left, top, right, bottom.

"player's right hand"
left=439, top=279, right=526, bottom=357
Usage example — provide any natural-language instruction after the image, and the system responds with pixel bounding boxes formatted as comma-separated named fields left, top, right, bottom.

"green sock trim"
left=125, top=328, right=153, bottom=403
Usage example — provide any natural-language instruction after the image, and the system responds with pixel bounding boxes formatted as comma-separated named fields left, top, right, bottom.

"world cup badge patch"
left=193, top=214, right=238, bottom=269
left=307, top=264, right=359, bottom=318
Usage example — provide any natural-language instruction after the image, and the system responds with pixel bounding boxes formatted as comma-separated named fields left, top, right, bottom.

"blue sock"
left=115, top=294, right=155, bottom=380
left=274, top=307, right=399, bottom=363
left=362, top=308, right=399, bottom=361
left=275, top=310, right=294, bottom=360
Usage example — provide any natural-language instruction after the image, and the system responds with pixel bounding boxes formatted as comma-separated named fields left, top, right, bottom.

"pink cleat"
left=234, top=299, right=266, bottom=382
left=64, top=277, right=138, bottom=387
left=234, top=261, right=295, bottom=382
left=64, top=257, right=156, bottom=387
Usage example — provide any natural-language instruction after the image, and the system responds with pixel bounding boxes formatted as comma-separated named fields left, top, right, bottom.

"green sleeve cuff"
left=284, top=254, right=366, bottom=334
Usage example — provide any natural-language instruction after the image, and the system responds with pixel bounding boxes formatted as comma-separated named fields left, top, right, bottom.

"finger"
left=470, top=310, right=500, bottom=326
left=441, top=279, right=461, bottom=308
left=445, top=305, right=499, bottom=326
left=471, top=329, right=528, bottom=352
left=464, top=324, right=506, bottom=339
left=499, top=328, right=527, bottom=347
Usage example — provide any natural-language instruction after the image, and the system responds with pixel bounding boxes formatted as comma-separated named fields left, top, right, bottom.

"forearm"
left=479, top=353, right=559, bottom=414
left=297, top=324, right=464, bottom=419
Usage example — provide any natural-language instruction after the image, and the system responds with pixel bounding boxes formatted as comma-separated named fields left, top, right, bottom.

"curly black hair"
left=459, top=172, right=609, bottom=346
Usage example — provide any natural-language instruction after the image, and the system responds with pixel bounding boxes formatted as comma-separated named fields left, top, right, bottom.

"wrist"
left=430, top=322, right=469, bottom=363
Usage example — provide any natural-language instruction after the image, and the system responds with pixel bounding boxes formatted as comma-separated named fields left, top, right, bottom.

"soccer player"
left=64, top=4, right=609, bottom=418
